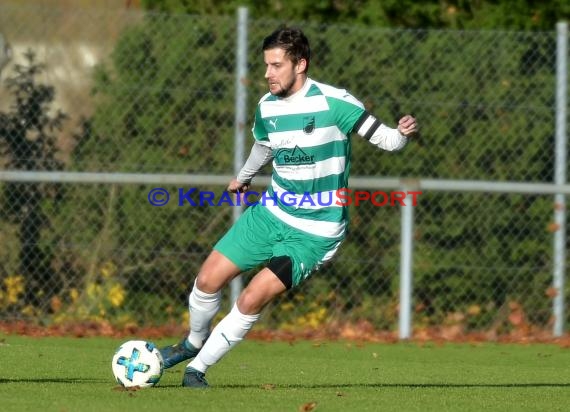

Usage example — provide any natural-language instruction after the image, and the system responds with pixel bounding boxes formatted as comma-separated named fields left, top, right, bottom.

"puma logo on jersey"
left=268, top=118, right=278, bottom=130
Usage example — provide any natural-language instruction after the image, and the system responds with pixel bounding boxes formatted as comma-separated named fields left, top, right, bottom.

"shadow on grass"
left=205, top=382, right=570, bottom=389
left=3, top=379, right=568, bottom=389
left=0, top=378, right=107, bottom=384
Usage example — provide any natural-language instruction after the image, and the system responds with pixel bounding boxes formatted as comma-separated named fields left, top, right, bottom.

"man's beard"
left=272, top=77, right=296, bottom=98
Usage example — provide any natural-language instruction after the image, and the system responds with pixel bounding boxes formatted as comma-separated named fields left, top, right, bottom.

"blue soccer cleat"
left=159, top=338, right=201, bottom=369
left=182, top=367, right=209, bottom=388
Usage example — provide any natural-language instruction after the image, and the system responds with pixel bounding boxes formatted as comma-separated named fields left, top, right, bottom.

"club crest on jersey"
left=303, top=116, right=315, bottom=134
left=275, top=145, right=316, bottom=166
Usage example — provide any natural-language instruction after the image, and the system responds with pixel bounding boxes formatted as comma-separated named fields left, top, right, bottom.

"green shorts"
left=214, top=203, right=343, bottom=287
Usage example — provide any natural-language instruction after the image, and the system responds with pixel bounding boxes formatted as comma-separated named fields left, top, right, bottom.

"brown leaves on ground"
left=1, top=304, right=570, bottom=347
left=0, top=319, right=182, bottom=339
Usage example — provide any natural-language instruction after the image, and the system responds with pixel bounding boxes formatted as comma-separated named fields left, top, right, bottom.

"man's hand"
left=398, top=115, right=418, bottom=137
left=227, top=179, right=250, bottom=193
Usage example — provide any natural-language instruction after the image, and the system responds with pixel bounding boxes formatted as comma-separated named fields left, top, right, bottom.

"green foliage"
left=77, top=14, right=236, bottom=173
left=0, top=50, right=68, bottom=306
left=141, top=0, right=570, bottom=30
left=43, top=14, right=241, bottom=320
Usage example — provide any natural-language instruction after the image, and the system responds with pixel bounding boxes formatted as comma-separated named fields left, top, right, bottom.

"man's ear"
left=296, top=58, right=307, bottom=74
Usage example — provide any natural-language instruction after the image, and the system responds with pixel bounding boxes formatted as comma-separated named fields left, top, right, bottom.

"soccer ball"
left=111, top=340, right=164, bottom=388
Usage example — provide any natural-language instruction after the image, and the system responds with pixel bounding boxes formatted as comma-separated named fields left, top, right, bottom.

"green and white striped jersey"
left=251, top=78, right=366, bottom=239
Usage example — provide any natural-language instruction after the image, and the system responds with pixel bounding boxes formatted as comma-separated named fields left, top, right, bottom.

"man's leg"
left=183, top=266, right=288, bottom=388
left=160, top=250, right=241, bottom=369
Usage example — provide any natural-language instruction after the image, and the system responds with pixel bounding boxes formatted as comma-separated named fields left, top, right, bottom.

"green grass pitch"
left=1, top=334, right=569, bottom=411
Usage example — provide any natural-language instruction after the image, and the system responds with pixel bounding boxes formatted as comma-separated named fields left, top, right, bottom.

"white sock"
left=189, top=303, right=260, bottom=373
left=186, top=283, right=221, bottom=349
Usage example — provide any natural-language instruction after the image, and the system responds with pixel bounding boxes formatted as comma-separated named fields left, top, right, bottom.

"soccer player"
left=160, top=27, right=418, bottom=388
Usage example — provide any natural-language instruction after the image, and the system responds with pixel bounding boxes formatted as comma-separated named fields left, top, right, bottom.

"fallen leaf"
left=112, top=385, right=141, bottom=392
left=299, top=402, right=317, bottom=412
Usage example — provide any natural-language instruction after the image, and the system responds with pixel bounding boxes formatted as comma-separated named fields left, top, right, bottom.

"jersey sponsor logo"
left=274, top=145, right=315, bottom=165
left=268, top=118, right=278, bottom=130
left=303, top=116, right=315, bottom=134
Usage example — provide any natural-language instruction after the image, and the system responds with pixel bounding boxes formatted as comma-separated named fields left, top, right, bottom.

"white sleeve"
left=354, top=111, right=408, bottom=152
left=237, top=142, right=274, bottom=184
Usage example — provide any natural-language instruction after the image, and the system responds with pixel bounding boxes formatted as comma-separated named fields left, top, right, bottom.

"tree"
left=0, top=50, right=67, bottom=306
left=140, top=0, right=570, bottom=30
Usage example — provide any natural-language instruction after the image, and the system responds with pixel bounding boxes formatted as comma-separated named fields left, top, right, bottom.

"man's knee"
left=236, top=287, right=259, bottom=314
left=194, top=269, right=217, bottom=292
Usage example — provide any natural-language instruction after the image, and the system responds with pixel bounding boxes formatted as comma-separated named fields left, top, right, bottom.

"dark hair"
left=262, top=27, right=311, bottom=72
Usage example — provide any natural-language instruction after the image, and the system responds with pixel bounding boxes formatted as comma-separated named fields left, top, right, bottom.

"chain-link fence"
left=0, top=4, right=568, bottom=339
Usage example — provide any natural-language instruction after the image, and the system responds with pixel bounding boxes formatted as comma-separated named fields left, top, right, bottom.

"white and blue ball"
left=111, top=340, right=164, bottom=388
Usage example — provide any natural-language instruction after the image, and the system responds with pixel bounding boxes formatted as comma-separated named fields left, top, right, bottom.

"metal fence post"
left=230, top=7, right=249, bottom=305
left=553, top=21, right=568, bottom=337
left=399, top=188, right=415, bottom=339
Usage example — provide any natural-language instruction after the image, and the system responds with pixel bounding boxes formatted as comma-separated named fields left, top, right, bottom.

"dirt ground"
left=2, top=319, right=570, bottom=347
